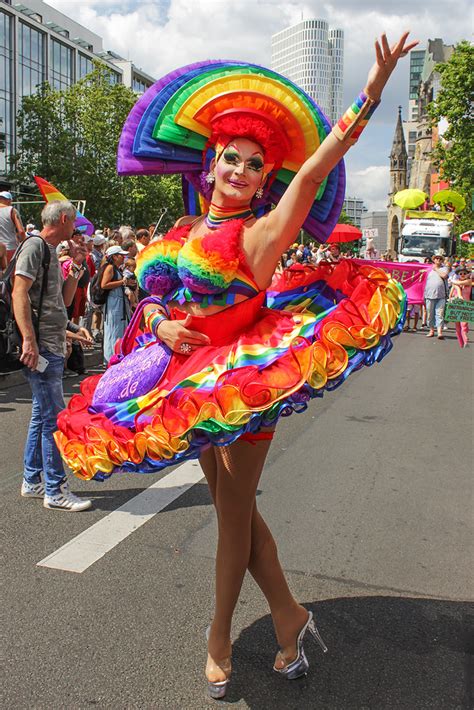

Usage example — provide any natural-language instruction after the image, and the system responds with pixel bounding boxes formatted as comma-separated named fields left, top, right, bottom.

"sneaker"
left=44, top=480, right=92, bottom=512
left=21, top=479, right=45, bottom=498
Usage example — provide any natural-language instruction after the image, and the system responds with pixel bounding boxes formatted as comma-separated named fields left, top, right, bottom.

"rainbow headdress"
left=117, top=61, right=345, bottom=243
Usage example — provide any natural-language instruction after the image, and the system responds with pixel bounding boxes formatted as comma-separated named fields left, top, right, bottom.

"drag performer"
left=56, top=33, right=416, bottom=698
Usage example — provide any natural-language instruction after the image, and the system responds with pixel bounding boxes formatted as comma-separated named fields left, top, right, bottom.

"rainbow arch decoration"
left=117, top=60, right=345, bottom=243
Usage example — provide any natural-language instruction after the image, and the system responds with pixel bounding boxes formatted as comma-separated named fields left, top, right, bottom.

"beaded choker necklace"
left=205, top=202, right=254, bottom=229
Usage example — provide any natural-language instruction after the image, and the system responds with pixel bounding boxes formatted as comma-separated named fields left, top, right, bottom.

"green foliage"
left=10, top=64, right=184, bottom=228
left=455, top=235, right=474, bottom=259
left=337, top=209, right=356, bottom=226
left=428, top=41, right=474, bottom=237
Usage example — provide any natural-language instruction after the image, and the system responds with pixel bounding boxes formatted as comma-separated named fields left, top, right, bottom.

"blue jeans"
left=425, top=297, right=446, bottom=330
left=23, top=350, right=66, bottom=495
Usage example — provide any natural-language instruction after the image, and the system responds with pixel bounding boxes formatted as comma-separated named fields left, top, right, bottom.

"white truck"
left=398, top=217, right=454, bottom=263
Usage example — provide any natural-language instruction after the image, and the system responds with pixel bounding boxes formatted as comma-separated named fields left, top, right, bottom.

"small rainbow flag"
left=34, top=176, right=95, bottom=235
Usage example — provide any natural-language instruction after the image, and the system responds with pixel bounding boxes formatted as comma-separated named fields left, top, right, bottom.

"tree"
left=10, top=64, right=184, bottom=228
left=428, top=41, right=474, bottom=236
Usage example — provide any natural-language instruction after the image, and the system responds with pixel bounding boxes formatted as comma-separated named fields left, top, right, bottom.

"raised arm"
left=258, top=32, right=418, bottom=258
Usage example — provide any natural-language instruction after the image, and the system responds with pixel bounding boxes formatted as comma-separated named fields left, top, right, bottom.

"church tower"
left=389, top=106, right=408, bottom=194
left=386, top=106, right=408, bottom=256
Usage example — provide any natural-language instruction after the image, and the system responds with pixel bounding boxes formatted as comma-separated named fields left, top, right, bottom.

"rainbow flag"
left=34, top=176, right=95, bottom=236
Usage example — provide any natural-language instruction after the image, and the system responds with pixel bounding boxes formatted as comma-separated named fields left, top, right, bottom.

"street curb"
left=0, top=347, right=104, bottom=390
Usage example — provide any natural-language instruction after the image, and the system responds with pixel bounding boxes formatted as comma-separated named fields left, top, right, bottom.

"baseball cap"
left=93, top=234, right=106, bottom=246
left=0, top=190, right=13, bottom=200
left=106, top=245, right=128, bottom=257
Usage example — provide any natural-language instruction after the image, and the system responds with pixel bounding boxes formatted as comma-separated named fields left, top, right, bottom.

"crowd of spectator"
left=416, top=253, right=472, bottom=348
left=2, top=196, right=473, bottom=377
left=2, top=216, right=161, bottom=375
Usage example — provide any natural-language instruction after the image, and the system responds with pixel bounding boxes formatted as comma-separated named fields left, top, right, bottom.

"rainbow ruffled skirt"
left=55, top=261, right=406, bottom=480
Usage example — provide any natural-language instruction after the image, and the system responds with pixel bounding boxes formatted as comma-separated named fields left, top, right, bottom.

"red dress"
left=55, top=221, right=406, bottom=480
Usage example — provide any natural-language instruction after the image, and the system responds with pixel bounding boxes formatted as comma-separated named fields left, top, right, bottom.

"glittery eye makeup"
left=222, top=151, right=264, bottom=172
left=223, top=151, right=240, bottom=164
left=247, top=158, right=264, bottom=172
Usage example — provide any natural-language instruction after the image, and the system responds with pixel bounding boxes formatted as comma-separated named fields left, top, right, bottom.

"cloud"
left=346, top=165, right=390, bottom=212
left=45, top=0, right=468, bottom=207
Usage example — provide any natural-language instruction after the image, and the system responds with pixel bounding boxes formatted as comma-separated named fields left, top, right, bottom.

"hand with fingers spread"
left=365, top=32, right=419, bottom=101
left=156, top=313, right=211, bottom=355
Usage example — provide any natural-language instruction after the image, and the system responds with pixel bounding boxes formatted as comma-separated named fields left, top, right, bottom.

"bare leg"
left=249, top=506, right=309, bottom=662
left=210, top=440, right=269, bottom=643
left=199, top=442, right=308, bottom=678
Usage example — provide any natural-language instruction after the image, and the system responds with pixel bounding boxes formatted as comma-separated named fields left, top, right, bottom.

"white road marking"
left=37, top=461, right=204, bottom=574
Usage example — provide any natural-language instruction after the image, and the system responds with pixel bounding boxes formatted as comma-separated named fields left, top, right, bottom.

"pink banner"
left=353, top=259, right=430, bottom=304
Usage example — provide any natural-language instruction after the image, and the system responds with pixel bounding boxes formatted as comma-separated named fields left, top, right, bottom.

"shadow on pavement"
left=85, top=481, right=263, bottom=514
left=225, top=596, right=473, bottom=709
left=84, top=481, right=212, bottom=513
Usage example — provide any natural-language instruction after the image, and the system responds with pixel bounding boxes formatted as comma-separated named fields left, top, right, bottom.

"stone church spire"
left=389, top=106, right=408, bottom=196
left=386, top=106, right=409, bottom=257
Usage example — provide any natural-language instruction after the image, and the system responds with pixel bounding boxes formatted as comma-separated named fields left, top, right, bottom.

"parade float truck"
left=398, top=212, right=455, bottom=263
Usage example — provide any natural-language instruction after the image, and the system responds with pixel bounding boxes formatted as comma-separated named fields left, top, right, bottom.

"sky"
left=47, top=0, right=469, bottom=211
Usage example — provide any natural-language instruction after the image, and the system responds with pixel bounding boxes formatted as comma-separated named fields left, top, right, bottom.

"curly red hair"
left=209, top=113, right=287, bottom=169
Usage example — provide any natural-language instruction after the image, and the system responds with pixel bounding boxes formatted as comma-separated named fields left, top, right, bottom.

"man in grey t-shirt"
left=12, top=200, right=92, bottom=512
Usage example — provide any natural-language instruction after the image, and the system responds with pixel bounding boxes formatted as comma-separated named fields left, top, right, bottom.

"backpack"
left=0, top=237, right=50, bottom=373
left=89, top=260, right=110, bottom=306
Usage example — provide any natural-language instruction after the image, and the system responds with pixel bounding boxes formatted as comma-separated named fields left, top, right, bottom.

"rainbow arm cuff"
left=145, top=310, right=168, bottom=339
left=332, top=91, right=380, bottom=144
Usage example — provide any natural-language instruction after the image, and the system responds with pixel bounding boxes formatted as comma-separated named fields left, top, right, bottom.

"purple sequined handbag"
left=92, top=296, right=172, bottom=408
left=92, top=340, right=171, bottom=406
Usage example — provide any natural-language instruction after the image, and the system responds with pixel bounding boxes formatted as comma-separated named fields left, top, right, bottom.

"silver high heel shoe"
left=206, top=626, right=231, bottom=700
left=273, top=611, right=328, bottom=680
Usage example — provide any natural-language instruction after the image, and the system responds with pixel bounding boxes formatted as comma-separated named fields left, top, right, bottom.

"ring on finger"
left=179, top=342, right=192, bottom=354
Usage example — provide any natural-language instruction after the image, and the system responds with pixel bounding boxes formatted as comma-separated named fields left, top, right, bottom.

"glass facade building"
left=19, top=22, right=45, bottom=98
left=78, top=53, right=93, bottom=79
left=408, top=49, right=425, bottom=121
left=271, top=19, right=344, bottom=125
left=50, top=38, right=73, bottom=90
left=0, top=0, right=155, bottom=181
left=0, top=10, right=13, bottom=174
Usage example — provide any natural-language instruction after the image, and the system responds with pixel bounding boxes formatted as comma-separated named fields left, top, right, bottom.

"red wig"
left=209, top=111, right=289, bottom=170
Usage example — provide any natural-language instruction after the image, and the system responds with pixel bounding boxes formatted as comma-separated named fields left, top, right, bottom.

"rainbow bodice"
left=135, top=218, right=261, bottom=308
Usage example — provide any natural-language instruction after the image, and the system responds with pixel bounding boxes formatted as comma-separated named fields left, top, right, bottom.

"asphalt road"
left=1, top=327, right=473, bottom=710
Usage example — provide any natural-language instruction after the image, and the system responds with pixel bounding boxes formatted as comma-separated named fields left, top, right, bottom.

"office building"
left=0, top=0, right=155, bottom=179
left=360, top=211, right=388, bottom=257
left=343, top=196, right=366, bottom=228
left=408, top=49, right=425, bottom=122
left=271, top=19, right=344, bottom=124
left=408, top=38, right=453, bottom=194
left=403, top=48, right=425, bottom=180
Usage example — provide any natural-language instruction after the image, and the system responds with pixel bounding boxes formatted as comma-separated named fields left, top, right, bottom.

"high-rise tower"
left=271, top=19, right=344, bottom=125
